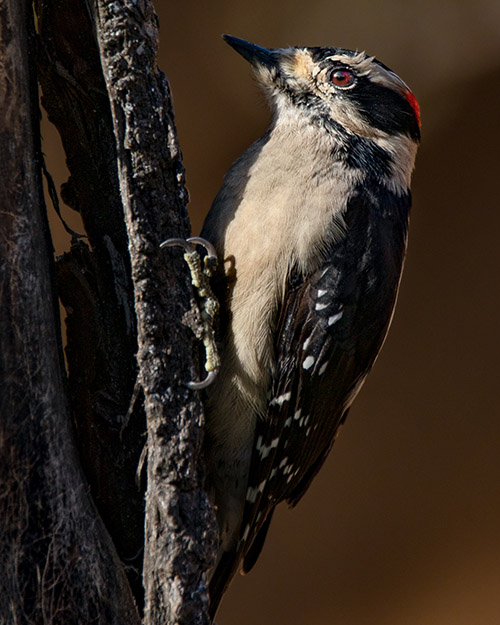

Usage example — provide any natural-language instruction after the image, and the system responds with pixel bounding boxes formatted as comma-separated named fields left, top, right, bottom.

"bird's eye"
left=331, top=69, right=355, bottom=88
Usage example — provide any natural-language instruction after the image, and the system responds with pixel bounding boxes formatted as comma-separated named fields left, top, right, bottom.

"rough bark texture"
left=90, top=2, right=218, bottom=622
left=2, top=0, right=217, bottom=622
left=0, top=1, right=140, bottom=623
left=36, top=0, right=147, bottom=602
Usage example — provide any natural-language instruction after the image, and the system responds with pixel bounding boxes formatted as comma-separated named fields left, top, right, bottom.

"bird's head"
left=223, top=35, right=421, bottom=144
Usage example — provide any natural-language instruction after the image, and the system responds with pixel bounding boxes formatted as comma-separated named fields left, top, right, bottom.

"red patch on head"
left=404, top=90, right=421, bottom=127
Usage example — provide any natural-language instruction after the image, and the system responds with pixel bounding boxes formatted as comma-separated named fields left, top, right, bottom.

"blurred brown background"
left=43, top=1, right=500, bottom=623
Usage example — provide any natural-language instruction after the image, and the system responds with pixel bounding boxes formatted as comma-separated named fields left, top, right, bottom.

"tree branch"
left=90, top=1, right=217, bottom=623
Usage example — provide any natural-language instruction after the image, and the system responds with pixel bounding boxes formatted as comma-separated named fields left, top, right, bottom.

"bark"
left=35, top=0, right=218, bottom=622
left=0, top=1, right=140, bottom=623
left=36, top=0, right=147, bottom=601
left=90, top=2, right=218, bottom=622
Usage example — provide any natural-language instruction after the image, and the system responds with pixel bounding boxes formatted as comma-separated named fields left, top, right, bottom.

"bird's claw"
left=160, top=236, right=217, bottom=272
left=185, top=369, right=218, bottom=390
left=160, top=236, right=216, bottom=258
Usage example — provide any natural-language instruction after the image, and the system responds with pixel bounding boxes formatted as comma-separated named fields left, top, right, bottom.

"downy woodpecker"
left=201, top=35, right=421, bottom=618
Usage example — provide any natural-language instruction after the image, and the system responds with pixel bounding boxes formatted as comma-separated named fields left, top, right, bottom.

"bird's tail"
left=208, top=551, right=241, bottom=622
left=209, top=510, right=274, bottom=621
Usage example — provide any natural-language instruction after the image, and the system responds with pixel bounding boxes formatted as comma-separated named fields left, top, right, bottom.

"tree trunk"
left=1, top=0, right=217, bottom=622
left=0, top=1, right=140, bottom=622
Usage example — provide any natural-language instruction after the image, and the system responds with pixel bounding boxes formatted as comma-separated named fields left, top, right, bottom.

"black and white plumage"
left=201, top=36, right=421, bottom=619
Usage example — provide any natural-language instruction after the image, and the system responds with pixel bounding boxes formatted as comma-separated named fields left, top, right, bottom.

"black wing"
left=209, top=188, right=410, bottom=616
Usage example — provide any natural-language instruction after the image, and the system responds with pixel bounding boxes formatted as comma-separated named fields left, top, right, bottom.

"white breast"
left=203, top=110, right=363, bottom=453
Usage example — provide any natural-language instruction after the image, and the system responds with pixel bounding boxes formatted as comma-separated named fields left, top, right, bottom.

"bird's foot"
left=160, top=236, right=220, bottom=389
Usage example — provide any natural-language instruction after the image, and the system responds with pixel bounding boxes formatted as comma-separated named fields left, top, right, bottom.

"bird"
left=200, top=34, right=421, bottom=619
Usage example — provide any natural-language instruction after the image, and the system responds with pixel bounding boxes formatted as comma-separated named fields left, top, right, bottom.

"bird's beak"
left=222, top=35, right=277, bottom=71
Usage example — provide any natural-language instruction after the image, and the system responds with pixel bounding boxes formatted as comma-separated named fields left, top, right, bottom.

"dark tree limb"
left=37, top=1, right=219, bottom=618
left=36, top=0, right=147, bottom=603
left=90, top=1, right=218, bottom=623
left=0, top=1, right=140, bottom=623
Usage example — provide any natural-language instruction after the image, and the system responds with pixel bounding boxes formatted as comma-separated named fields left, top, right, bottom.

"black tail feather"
left=242, top=510, right=274, bottom=574
left=208, top=551, right=241, bottom=622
